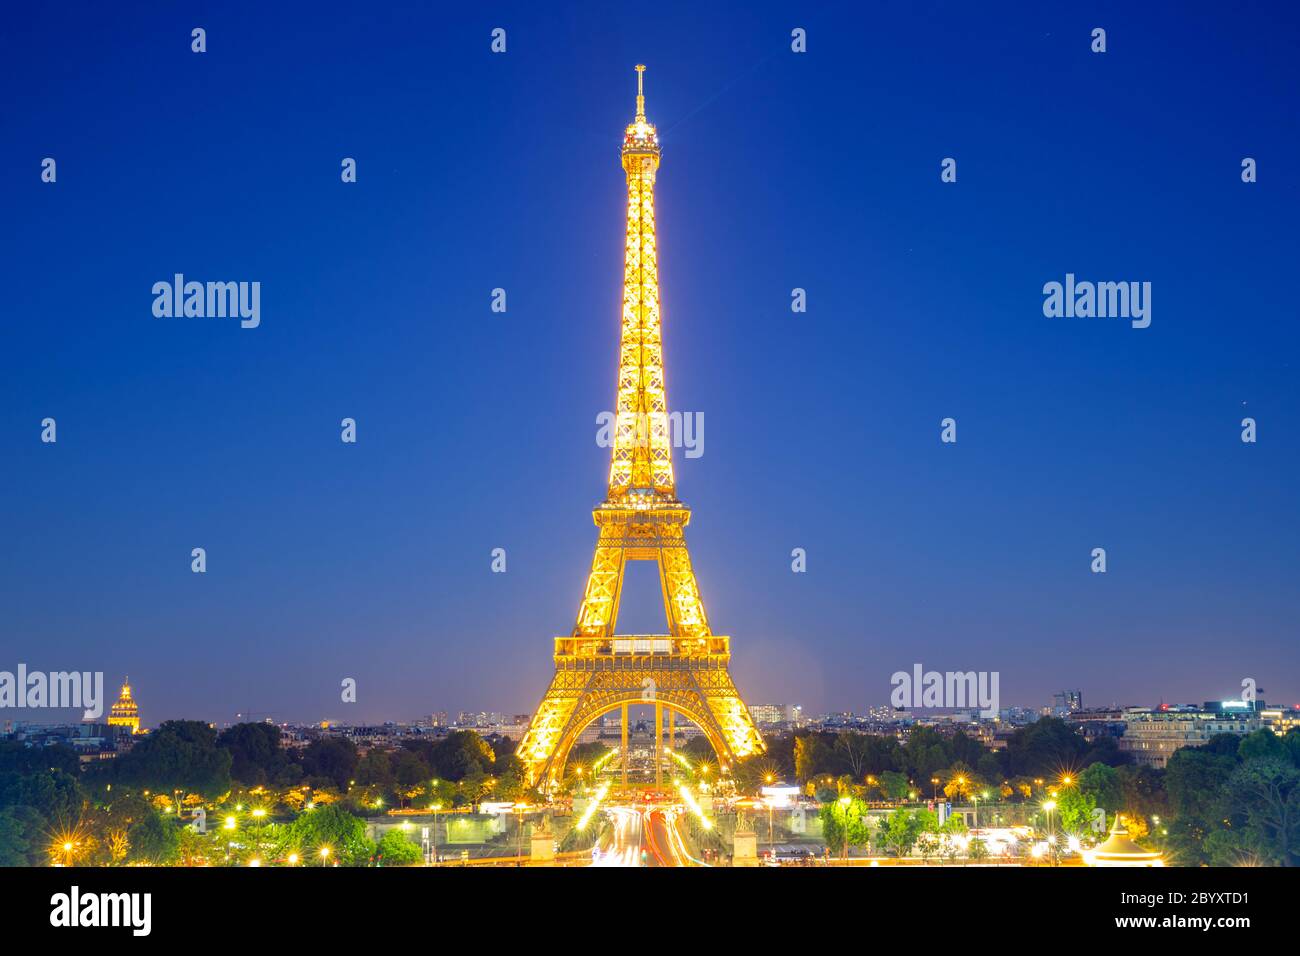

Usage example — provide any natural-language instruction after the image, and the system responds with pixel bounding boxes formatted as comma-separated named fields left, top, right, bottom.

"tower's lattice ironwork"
left=519, top=67, right=764, bottom=789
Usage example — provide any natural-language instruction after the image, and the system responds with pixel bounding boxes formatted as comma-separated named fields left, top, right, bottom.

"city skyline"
left=6, top=674, right=1286, bottom=731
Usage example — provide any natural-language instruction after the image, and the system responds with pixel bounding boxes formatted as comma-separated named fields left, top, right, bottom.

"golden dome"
left=107, top=677, right=141, bottom=734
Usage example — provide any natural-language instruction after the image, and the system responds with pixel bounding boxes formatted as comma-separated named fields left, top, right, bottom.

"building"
left=1118, top=705, right=1262, bottom=768
left=107, top=677, right=141, bottom=734
left=1065, top=707, right=1127, bottom=742
left=749, top=704, right=800, bottom=729
left=1052, top=690, right=1083, bottom=715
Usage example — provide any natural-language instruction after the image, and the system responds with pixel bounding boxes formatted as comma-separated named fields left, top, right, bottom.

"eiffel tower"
left=518, top=66, right=764, bottom=790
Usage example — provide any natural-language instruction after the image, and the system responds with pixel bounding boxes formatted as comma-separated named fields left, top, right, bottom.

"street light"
left=1041, top=800, right=1057, bottom=867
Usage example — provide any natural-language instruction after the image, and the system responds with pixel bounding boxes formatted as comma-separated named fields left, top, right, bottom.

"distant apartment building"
left=1119, top=705, right=1262, bottom=768
left=1064, top=707, right=1127, bottom=742
left=748, top=704, right=802, bottom=729
left=3, top=722, right=133, bottom=766
left=998, top=707, right=1038, bottom=726
left=456, top=712, right=507, bottom=729
left=1051, top=690, right=1083, bottom=715
left=1260, top=706, right=1300, bottom=735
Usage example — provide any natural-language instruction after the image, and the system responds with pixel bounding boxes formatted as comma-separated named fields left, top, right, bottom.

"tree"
left=109, top=720, right=232, bottom=811
left=1115, top=763, right=1168, bottom=822
left=1000, top=718, right=1087, bottom=778
left=376, top=827, right=422, bottom=866
left=940, top=814, right=967, bottom=862
left=832, top=732, right=872, bottom=778
left=903, top=727, right=953, bottom=781
left=391, top=750, right=432, bottom=808
left=878, top=770, right=910, bottom=803
left=942, top=763, right=981, bottom=801
left=289, top=804, right=373, bottom=866
left=432, top=731, right=496, bottom=781
left=356, top=750, right=395, bottom=793
left=1165, top=748, right=1234, bottom=822
left=820, top=797, right=872, bottom=859
left=1224, top=758, right=1300, bottom=866
left=1077, top=762, right=1122, bottom=812
left=302, top=737, right=359, bottom=790
left=0, top=806, right=45, bottom=866
left=1238, top=729, right=1288, bottom=764
left=880, top=808, right=926, bottom=857
left=0, top=740, right=80, bottom=776
left=217, top=722, right=287, bottom=786
left=794, top=735, right=831, bottom=782
left=128, top=811, right=180, bottom=865
left=1056, top=786, right=1097, bottom=836
left=0, top=766, right=84, bottom=822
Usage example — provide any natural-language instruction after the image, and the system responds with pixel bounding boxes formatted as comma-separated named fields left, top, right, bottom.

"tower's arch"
left=547, top=693, right=730, bottom=787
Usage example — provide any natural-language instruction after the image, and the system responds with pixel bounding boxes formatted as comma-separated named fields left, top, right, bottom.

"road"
left=589, top=805, right=702, bottom=867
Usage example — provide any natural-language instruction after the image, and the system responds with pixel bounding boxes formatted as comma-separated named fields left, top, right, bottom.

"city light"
left=679, top=785, right=712, bottom=830
left=577, top=783, right=611, bottom=831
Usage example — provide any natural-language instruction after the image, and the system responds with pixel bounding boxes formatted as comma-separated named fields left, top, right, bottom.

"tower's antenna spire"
left=635, top=64, right=646, bottom=119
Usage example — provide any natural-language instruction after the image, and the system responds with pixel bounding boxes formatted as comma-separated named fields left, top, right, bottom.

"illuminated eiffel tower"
left=519, top=66, right=764, bottom=790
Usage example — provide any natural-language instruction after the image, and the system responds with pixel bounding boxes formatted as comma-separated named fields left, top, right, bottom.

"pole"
left=654, top=702, right=663, bottom=790
left=621, top=703, right=629, bottom=789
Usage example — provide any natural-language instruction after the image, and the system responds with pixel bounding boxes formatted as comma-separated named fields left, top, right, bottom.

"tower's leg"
left=668, top=708, right=675, bottom=751
left=654, top=702, right=663, bottom=790
left=621, top=702, right=629, bottom=789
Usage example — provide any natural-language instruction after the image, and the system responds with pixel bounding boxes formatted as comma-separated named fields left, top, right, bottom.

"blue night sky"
left=2, top=2, right=1297, bottom=727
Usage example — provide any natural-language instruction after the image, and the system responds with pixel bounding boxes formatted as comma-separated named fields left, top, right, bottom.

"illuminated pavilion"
left=1086, top=816, right=1164, bottom=867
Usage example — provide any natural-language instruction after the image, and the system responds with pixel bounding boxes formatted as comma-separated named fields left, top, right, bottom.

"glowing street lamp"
left=1041, top=799, right=1058, bottom=866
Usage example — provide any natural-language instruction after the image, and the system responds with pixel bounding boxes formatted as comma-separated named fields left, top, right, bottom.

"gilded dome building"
left=107, top=677, right=141, bottom=734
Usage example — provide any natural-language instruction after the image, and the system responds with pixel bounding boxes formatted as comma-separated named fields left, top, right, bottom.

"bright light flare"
left=678, top=785, right=712, bottom=830
left=577, top=782, right=611, bottom=831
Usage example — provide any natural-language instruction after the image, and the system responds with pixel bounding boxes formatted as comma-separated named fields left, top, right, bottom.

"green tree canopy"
left=376, top=827, right=422, bottom=866
left=108, top=720, right=232, bottom=807
left=217, top=722, right=288, bottom=786
left=301, top=736, right=359, bottom=789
